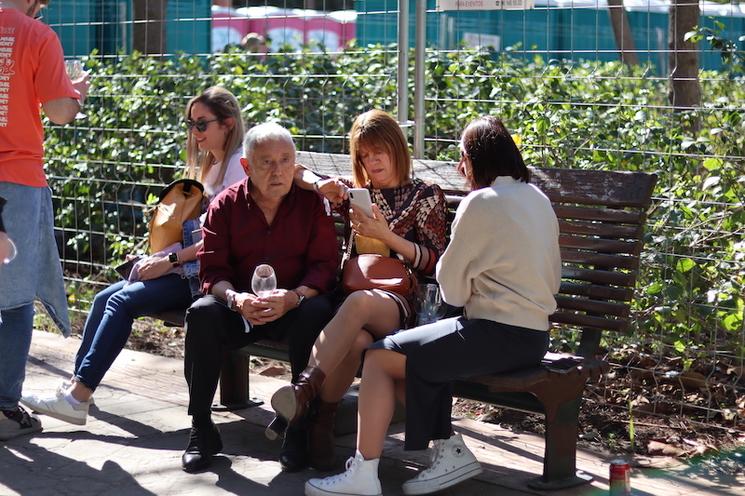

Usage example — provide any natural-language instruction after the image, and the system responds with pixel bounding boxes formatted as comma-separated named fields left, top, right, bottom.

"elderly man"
left=0, top=0, right=89, bottom=441
left=181, top=122, right=339, bottom=473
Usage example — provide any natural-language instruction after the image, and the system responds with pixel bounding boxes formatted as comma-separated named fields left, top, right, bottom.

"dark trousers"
left=184, top=293, right=335, bottom=418
left=372, top=316, right=550, bottom=450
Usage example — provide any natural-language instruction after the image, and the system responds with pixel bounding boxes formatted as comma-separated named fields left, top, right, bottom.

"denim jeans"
left=74, top=274, right=192, bottom=391
left=0, top=183, right=70, bottom=335
left=0, top=303, right=35, bottom=409
left=0, top=182, right=69, bottom=410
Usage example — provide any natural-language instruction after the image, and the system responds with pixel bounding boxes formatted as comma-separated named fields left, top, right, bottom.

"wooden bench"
left=151, top=151, right=657, bottom=490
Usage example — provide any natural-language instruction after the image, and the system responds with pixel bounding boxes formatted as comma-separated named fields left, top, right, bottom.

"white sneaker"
left=305, top=450, right=382, bottom=496
left=20, top=390, right=90, bottom=426
left=402, top=433, right=483, bottom=495
left=56, top=380, right=95, bottom=406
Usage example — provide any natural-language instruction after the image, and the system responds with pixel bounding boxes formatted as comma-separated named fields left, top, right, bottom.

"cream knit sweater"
left=436, top=176, right=561, bottom=331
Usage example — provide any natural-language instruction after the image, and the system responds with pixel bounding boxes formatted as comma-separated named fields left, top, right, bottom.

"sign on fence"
left=436, top=0, right=535, bottom=10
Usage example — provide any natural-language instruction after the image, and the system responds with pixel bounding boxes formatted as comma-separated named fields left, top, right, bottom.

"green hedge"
left=45, top=46, right=744, bottom=365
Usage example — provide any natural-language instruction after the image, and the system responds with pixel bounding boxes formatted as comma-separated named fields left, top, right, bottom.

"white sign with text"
left=436, top=0, right=534, bottom=10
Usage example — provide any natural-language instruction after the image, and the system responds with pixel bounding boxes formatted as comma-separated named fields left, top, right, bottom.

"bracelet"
left=312, top=179, right=321, bottom=192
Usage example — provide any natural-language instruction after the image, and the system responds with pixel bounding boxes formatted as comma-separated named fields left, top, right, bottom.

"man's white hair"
left=243, top=122, right=295, bottom=159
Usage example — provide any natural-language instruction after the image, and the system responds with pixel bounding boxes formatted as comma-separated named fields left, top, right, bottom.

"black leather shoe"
left=279, top=423, right=308, bottom=472
left=181, top=421, right=223, bottom=473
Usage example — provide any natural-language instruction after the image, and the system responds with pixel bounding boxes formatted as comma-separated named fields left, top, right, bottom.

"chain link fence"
left=39, top=1, right=744, bottom=433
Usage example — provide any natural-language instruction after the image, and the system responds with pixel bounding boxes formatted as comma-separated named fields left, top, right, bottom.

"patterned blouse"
left=339, top=178, right=448, bottom=276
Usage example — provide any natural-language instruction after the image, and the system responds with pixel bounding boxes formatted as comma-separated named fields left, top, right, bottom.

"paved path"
left=1, top=330, right=742, bottom=495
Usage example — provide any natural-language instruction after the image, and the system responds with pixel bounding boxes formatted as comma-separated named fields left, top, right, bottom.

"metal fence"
left=40, top=1, right=744, bottom=430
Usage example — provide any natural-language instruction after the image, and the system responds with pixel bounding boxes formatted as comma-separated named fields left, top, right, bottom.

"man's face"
left=242, top=138, right=296, bottom=200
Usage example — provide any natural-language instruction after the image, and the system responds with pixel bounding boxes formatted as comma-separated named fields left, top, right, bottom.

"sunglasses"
left=186, top=118, right=219, bottom=132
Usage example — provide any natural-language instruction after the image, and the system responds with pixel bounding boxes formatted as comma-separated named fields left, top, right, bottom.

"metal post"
left=397, top=0, right=409, bottom=127
left=414, top=0, right=426, bottom=158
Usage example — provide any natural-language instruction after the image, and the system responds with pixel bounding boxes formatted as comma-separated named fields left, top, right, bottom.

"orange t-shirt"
left=0, top=8, right=79, bottom=187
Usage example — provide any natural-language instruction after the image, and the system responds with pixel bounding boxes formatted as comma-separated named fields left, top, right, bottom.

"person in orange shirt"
left=0, top=0, right=89, bottom=441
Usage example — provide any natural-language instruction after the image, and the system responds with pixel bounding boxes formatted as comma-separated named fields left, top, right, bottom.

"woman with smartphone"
left=305, top=116, right=561, bottom=496
left=270, top=109, right=448, bottom=472
left=20, top=87, right=247, bottom=426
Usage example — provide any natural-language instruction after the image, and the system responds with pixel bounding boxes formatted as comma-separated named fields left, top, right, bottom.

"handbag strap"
left=342, top=231, right=355, bottom=267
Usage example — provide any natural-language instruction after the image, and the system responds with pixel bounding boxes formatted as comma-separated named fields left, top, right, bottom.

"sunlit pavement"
left=2, top=330, right=741, bottom=496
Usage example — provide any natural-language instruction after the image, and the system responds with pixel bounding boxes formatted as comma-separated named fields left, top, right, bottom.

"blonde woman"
left=21, top=87, right=246, bottom=426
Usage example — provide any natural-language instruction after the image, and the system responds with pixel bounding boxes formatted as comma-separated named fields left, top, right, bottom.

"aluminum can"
left=609, top=458, right=631, bottom=495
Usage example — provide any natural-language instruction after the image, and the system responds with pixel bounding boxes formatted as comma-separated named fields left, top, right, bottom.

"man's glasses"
left=186, top=118, right=219, bottom=133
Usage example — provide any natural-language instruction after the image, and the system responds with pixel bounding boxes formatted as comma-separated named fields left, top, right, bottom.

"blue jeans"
left=0, top=182, right=70, bottom=410
left=74, top=274, right=192, bottom=391
left=0, top=304, right=34, bottom=409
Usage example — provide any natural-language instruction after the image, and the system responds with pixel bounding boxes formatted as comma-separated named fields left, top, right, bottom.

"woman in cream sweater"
left=304, top=116, right=561, bottom=496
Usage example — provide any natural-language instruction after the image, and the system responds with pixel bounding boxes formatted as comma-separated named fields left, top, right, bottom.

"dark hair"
left=461, top=116, right=529, bottom=187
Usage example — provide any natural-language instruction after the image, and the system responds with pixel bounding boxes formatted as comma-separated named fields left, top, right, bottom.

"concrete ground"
left=1, top=330, right=742, bottom=496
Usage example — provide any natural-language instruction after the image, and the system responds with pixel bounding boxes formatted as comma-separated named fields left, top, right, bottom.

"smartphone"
left=348, top=188, right=373, bottom=217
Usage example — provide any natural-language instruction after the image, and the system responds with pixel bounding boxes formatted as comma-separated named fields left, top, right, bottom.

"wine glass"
left=64, top=59, right=87, bottom=119
left=251, top=264, right=277, bottom=298
left=417, top=283, right=444, bottom=326
left=2, top=236, right=17, bottom=265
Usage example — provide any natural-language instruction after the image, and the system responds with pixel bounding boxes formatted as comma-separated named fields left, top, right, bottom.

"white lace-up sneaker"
left=402, top=433, right=483, bottom=495
left=305, top=450, right=382, bottom=496
left=20, top=389, right=90, bottom=426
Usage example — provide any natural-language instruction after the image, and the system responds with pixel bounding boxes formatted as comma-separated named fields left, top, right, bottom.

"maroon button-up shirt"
left=198, top=179, right=339, bottom=296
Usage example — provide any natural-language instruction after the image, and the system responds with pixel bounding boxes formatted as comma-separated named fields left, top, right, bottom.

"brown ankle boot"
left=309, top=400, right=339, bottom=471
left=271, top=366, right=325, bottom=424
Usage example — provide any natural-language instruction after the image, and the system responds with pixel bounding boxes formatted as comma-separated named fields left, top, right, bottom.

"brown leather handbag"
left=341, top=254, right=417, bottom=298
left=341, top=227, right=417, bottom=298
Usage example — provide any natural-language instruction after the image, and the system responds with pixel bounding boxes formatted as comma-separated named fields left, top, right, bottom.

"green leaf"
left=676, top=258, right=696, bottom=273
left=674, top=340, right=686, bottom=353
left=702, top=158, right=723, bottom=171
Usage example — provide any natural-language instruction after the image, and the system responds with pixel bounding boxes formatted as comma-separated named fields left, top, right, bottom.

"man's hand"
left=137, top=255, right=171, bottom=281
left=240, top=289, right=296, bottom=325
left=316, top=178, right=349, bottom=205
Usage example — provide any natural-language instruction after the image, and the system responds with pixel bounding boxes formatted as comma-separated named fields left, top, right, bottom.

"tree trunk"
left=607, top=0, right=638, bottom=66
left=133, top=0, right=168, bottom=55
left=668, top=0, right=701, bottom=110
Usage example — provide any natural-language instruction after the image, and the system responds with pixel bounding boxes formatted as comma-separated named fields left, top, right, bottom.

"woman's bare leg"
left=357, top=348, right=406, bottom=459
left=69, top=380, right=93, bottom=402
left=319, top=331, right=373, bottom=403
left=309, top=290, right=400, bottom=376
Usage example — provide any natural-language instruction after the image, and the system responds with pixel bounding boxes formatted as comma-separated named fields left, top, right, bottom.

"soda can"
left=609, top=458, right=631, bottom=495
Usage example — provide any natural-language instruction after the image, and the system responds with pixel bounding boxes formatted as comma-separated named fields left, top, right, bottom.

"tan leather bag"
left=148, top=179, right=204, bottom=254
left=342, top=254, right=417, bottom=298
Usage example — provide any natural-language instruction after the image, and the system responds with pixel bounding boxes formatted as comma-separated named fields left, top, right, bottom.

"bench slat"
left=554, top=295, right=630, bottom=318
left=558, top=281, right=633, bottom=302
left=550, top=311, right=629, bottom=332
left=531, top=168, right=657, bottom=209
left=560, top=248, right=641, bottom=271
left=553, top=205, right=645, bottom=224
left=562, top=266, right=636, bottom=287
left=559, top=234, right=640, bottom=255
left=558, top=219, right=643, bottom=239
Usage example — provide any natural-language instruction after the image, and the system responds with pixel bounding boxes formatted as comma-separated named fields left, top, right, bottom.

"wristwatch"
left=168, top=252, right=180, bottom=267
left=226, top=289, right=238, bottom=311
left=292, top=289, right=305, bottom=307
